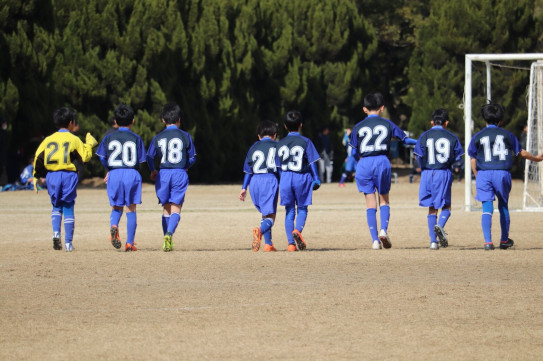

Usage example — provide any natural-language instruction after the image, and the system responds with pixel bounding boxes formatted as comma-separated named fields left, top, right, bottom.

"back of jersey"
left=35, top=130, right=86, bottom=174
left=468, top=126, right=520, bottom=171
left=244, top=139, right=277, bottom=174
left=351, top=116, right=406, bottom=158
left=415, top=128, right=463, bottom=170
left=151, top=127, right=195, bottom=170
left=98, top=128, right=146, bottom=170
left=276, top=133, right=319, bottom=174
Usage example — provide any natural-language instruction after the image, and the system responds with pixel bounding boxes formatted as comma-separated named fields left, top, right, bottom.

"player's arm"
left=470, top=158, right=477, bottom=177
left=310, top=162, right=321, bottom=190
left=240, top=173, right=252, bottom=201
left=519, top=149, right=543, bottom=162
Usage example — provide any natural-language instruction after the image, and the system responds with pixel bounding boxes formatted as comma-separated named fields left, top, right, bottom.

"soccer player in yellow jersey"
left=33, top=107, right=98, bottom=251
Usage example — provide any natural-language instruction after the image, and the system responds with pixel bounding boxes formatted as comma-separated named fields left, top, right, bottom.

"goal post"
left=463, top=53, right=543, bottom=211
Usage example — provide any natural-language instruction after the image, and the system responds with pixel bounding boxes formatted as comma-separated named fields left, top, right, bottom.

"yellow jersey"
left=34, top=129, right=93, bottom=176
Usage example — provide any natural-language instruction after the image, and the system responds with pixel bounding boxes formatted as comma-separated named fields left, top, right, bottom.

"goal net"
left=522, top=61, right=543, bottom=211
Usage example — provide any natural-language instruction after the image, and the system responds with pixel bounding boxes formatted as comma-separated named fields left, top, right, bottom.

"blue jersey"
left=96, top=127, right=146, bottom=170
left=468, top=125, right=521, bottom=171
left=147, top=125, right=196, bottom=171
left=243, top=137, right=278, bottom=175
left=275, top=132, right=320, bottom=174
left=349, top=115, right=407, bottom=158
left=414, top=126, right=464, bottom=170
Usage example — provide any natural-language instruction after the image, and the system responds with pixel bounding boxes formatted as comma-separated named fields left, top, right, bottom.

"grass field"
left=1, top=178, right=542, bottom=360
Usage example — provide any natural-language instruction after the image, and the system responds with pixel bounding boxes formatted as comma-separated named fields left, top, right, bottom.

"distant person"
left=239, top=120, right=279, bottom=252
left=409, top=155, right=421, bottom=183
left=276, top=110, right=321, bottom=251
left=451, top=156, right=464, bottom=182
left=316, top=126, right=333, bottom=183
left=96, top=104, right=146, bottom=252
left=468, top=103, right=543, bottom=250
left=349, top=92, right=416, bottom=250
left=414, top=108, right=464, bottom=250
left=33, top=107, right=97, bottom=251
left=339, top=128, right=356, bottom=187
left=147, top=104, right=196, bottom=252
left=0, top=117, right=7, bottom=184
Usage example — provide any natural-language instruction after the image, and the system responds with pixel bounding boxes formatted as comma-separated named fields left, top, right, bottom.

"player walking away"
left=276, top=110, right=321, bottom=251
left=96, top=104, right=146, bottom=252
left=339, top=128, right=357, bottom=187
left=239, top=120, right=279, bottom=252
left=414, top=108, right=464, bottom=250
left=468, top=103, right=543, bottom=250
left=33, top=107, right=98, bottom=251
left=349, top=92, right=417, bottom=250
left=147, top=104, right=196, bottom=252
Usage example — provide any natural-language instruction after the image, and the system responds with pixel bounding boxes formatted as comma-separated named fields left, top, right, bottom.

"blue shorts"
left=46, top=171, right=78, bottom=206
left=355, top=155, right=391, bottom=194
left=107, top=169, right=142, bottom=207
left=345, top=156, right=357, bottom=173
left=155, top=169, right=189, bottom=205
left=419, top=169, right=453, bottom=209
left=279, top=172, right=313, bottom=207
left=475, top=170, right=512, bottom=203
left=249, top=174, right=279, bottom=215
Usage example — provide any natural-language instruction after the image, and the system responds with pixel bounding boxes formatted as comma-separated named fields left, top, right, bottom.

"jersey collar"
left=486, top=124, right=498, bottom=128
left=166, top=125, right=178, bottom=129
left=58, top=129, right=70, bottom=132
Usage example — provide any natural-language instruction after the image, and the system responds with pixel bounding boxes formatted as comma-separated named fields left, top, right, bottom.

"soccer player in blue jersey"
left=33, top=107, right=97, bottom=251
left=414, top=108, right=464, bottom=250
left=349, top=92, right=416, bottom=249
left=96, top=104, right=147, bottom=252
left=468, top=103, right=543, bottom=250
left=147, top=104, right=196, bottom=252
left=239, top=120, right=279, bottom=252
left=276, top=111, right=321, bottom=251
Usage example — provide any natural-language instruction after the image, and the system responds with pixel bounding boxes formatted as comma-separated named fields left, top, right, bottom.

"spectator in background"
left=451, top=156, right=465, bottom=182
left=316, top=126, right=333, bottom=183
left=0, top=117, right=7, bottom=185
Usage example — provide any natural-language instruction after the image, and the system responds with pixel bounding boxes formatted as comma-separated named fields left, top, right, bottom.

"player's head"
left=114, top=104, right=135, bottom=127
left=53, top=107, right=77, bottom=129
left=162, top=103, right=184, bottom=125
left=481, top=103, right=504, bottom=125
left=257, top=120, right=278, bottom=138
left=363, top=92, right=385, bottom=111
left=431, top=108, right=449, bottom=125
left=284, top=110, right=303, bottom=132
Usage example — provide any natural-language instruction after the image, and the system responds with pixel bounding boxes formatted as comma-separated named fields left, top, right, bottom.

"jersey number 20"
left=108, top=140, right=137, bottom=167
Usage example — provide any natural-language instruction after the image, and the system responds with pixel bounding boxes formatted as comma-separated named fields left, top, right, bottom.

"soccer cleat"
left=125, top=243, right=137, bottom=252
left=287, top=244, right=297, bottom=252
left=499, top=238, right=514, bottom=250
left=109, top=225, right=121, bottom=249
left=53, top=233, right=62, bottom=251
left=163, top=232, right=173, bottom=252
left=292, top=230, right=306, bottom=251
left=65, top=242, right=74, bottom=252
left=372, top=240, right=382, bottom=250
left=339, top=183, right=346, bottom=188
left=378, top=229, right=391, bottom=249
left=484, top=243, right=495, bottom=250
left=263, top=244, right=277, bottom=252
left=429, top=242, right=439, bottom=250
left=252, top=227, right=262, bottom=252
left=434, top=224, right=449, bottom=248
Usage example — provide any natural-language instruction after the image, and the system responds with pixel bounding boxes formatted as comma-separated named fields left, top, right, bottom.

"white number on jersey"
left=278, top=145, right=304, bottom=172
left=158, top=138, right=184, bottom=164
left=358, top=125, right=388, bottom=153
left=480, top=135, right=508, bottom=162
left=108, top=140, right=137, bottom=167
left=252, top=148, right=276, bottom=174
left=426, top=137, right=451, bottom=164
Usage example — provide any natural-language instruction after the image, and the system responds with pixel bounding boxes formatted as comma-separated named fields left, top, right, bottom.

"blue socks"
left=482, top=201, right=493, bottom=243
left=62, top=202, right=75, bottom=244
left=261, top=218, right=274, bottom=246
left=427, top=214, right=437, bottom=243
left=162, top=215, right=170, bottom=235
left=295, top=206, right=308, bottom=233
left=167, top=212, right=180, bottom=234
left=126, top=212, right=137, bottom=245
left=51, top=205, right=62, bottom=238
left=366, top=208, right=378, bottom=241
left=380, top=205, right=390, bottom=232
left=110, top=209, right=123, bottom=228
left=285, top=206, right=296, bottom=244
left=498, top=199, right=510, bottom=241
left=438, top=209, right=451, bottom=228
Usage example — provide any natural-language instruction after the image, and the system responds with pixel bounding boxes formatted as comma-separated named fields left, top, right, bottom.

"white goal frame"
left=464, top=53, right=543, bottom=211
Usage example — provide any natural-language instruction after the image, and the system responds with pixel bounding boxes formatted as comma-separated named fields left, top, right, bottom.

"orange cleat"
left=263, top=244, right=277, bottom=252
left=252, top=227, right=262, bottom=252
left=125, top=243, right=137, bottom=252
left=292, top=230, right=306, bottom=251
left=109, top=225, right=122, bottom=249
left=287, top=244, right=297, bottom=252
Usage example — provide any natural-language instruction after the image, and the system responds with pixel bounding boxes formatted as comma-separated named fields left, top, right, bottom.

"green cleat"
left=163, top=232, right=173, bottom=252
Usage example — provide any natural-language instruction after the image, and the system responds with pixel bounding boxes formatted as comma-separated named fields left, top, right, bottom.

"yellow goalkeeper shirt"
left=34, top=129, right=93, bottom=176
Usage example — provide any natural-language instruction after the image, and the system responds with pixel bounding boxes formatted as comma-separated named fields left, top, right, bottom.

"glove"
left=312, top=180, right=321, bottom=191
left=85, top=132, right=98, bottom=148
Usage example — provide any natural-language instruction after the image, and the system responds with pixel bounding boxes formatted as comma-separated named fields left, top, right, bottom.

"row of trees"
left=1, top=0, right=541, bottom=182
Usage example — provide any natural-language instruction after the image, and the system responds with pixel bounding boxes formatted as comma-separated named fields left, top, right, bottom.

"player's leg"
left=125, top=204, right=137, bottom=251
left=494, top=172, right=514, bottom=249
left=475, top=170, right=496, bottom=250
left=62, top=201, right=75, bottom=252
left=164, top=203, right=181, bottom=252
left=123, top=171, right=142, bottom=252
left=279, top=173, right=297, bottom=251
left=481, top=201, right=494, bottom=249
left=364, top=192, right=381, bottom=249
left=162, top=204, right=171, bottom=235
left=285, top=205, right=296, bottom=251
left=434, top=205, right=450, bottom=248
left=261, top=213, right=276, bottom=251
left=378, top=193, right=392, bottom=249
left=110, top=206, right=123, bottom=249
left=292, top=206, right=308, bottom=251
left=427, top=207, right=439, bottom=249
left=51, top=204, right=63, bottom=250
left=434, top=171, right=453, bottom=248
left=45, top=172, right=63, bottom=250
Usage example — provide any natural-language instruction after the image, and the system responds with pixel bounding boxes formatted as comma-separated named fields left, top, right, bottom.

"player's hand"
left=33, top=178, right=39, bottom=194
left=150, top=170, right=158, bottom=182
left=85, top=132, right=98, bottom=148
left=104, top=172, right=109, bottom=184
left=239, top=189, right=247, bottom=201
left=312, top=180, right=321, bottom=191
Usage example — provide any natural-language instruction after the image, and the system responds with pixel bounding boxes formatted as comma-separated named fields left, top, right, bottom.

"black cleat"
left=53, top=236, right=62, bottom=250
left=484, top=243, right=495, bottom=251
left=499, top=238, right=514, bottom=250
left=434, top=224, right=449, bottom=248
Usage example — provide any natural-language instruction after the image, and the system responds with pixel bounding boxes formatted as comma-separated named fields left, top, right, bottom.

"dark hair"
left=432, top=108, right=449, bottom=125
left=114, top=104, right=135, bottom=126
left=257, top=120, right=278, bottom=138
left=53, top=107, right=77, bottom=129
left=364, top=92, right=384, bottom=111
left=481, top=103, right=504, bottom=125
left=284, top=110, right=303, bottom=131
left=162, top=103, right=184, bottom=125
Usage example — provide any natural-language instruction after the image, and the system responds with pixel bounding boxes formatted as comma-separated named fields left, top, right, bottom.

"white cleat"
left=372, top=240, right=382, bottom=250
left=378, top=229, right=392, bottom=249
left=65, top=243, right=74, bottom=252
left=429, top=242, right=439, bottom=250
